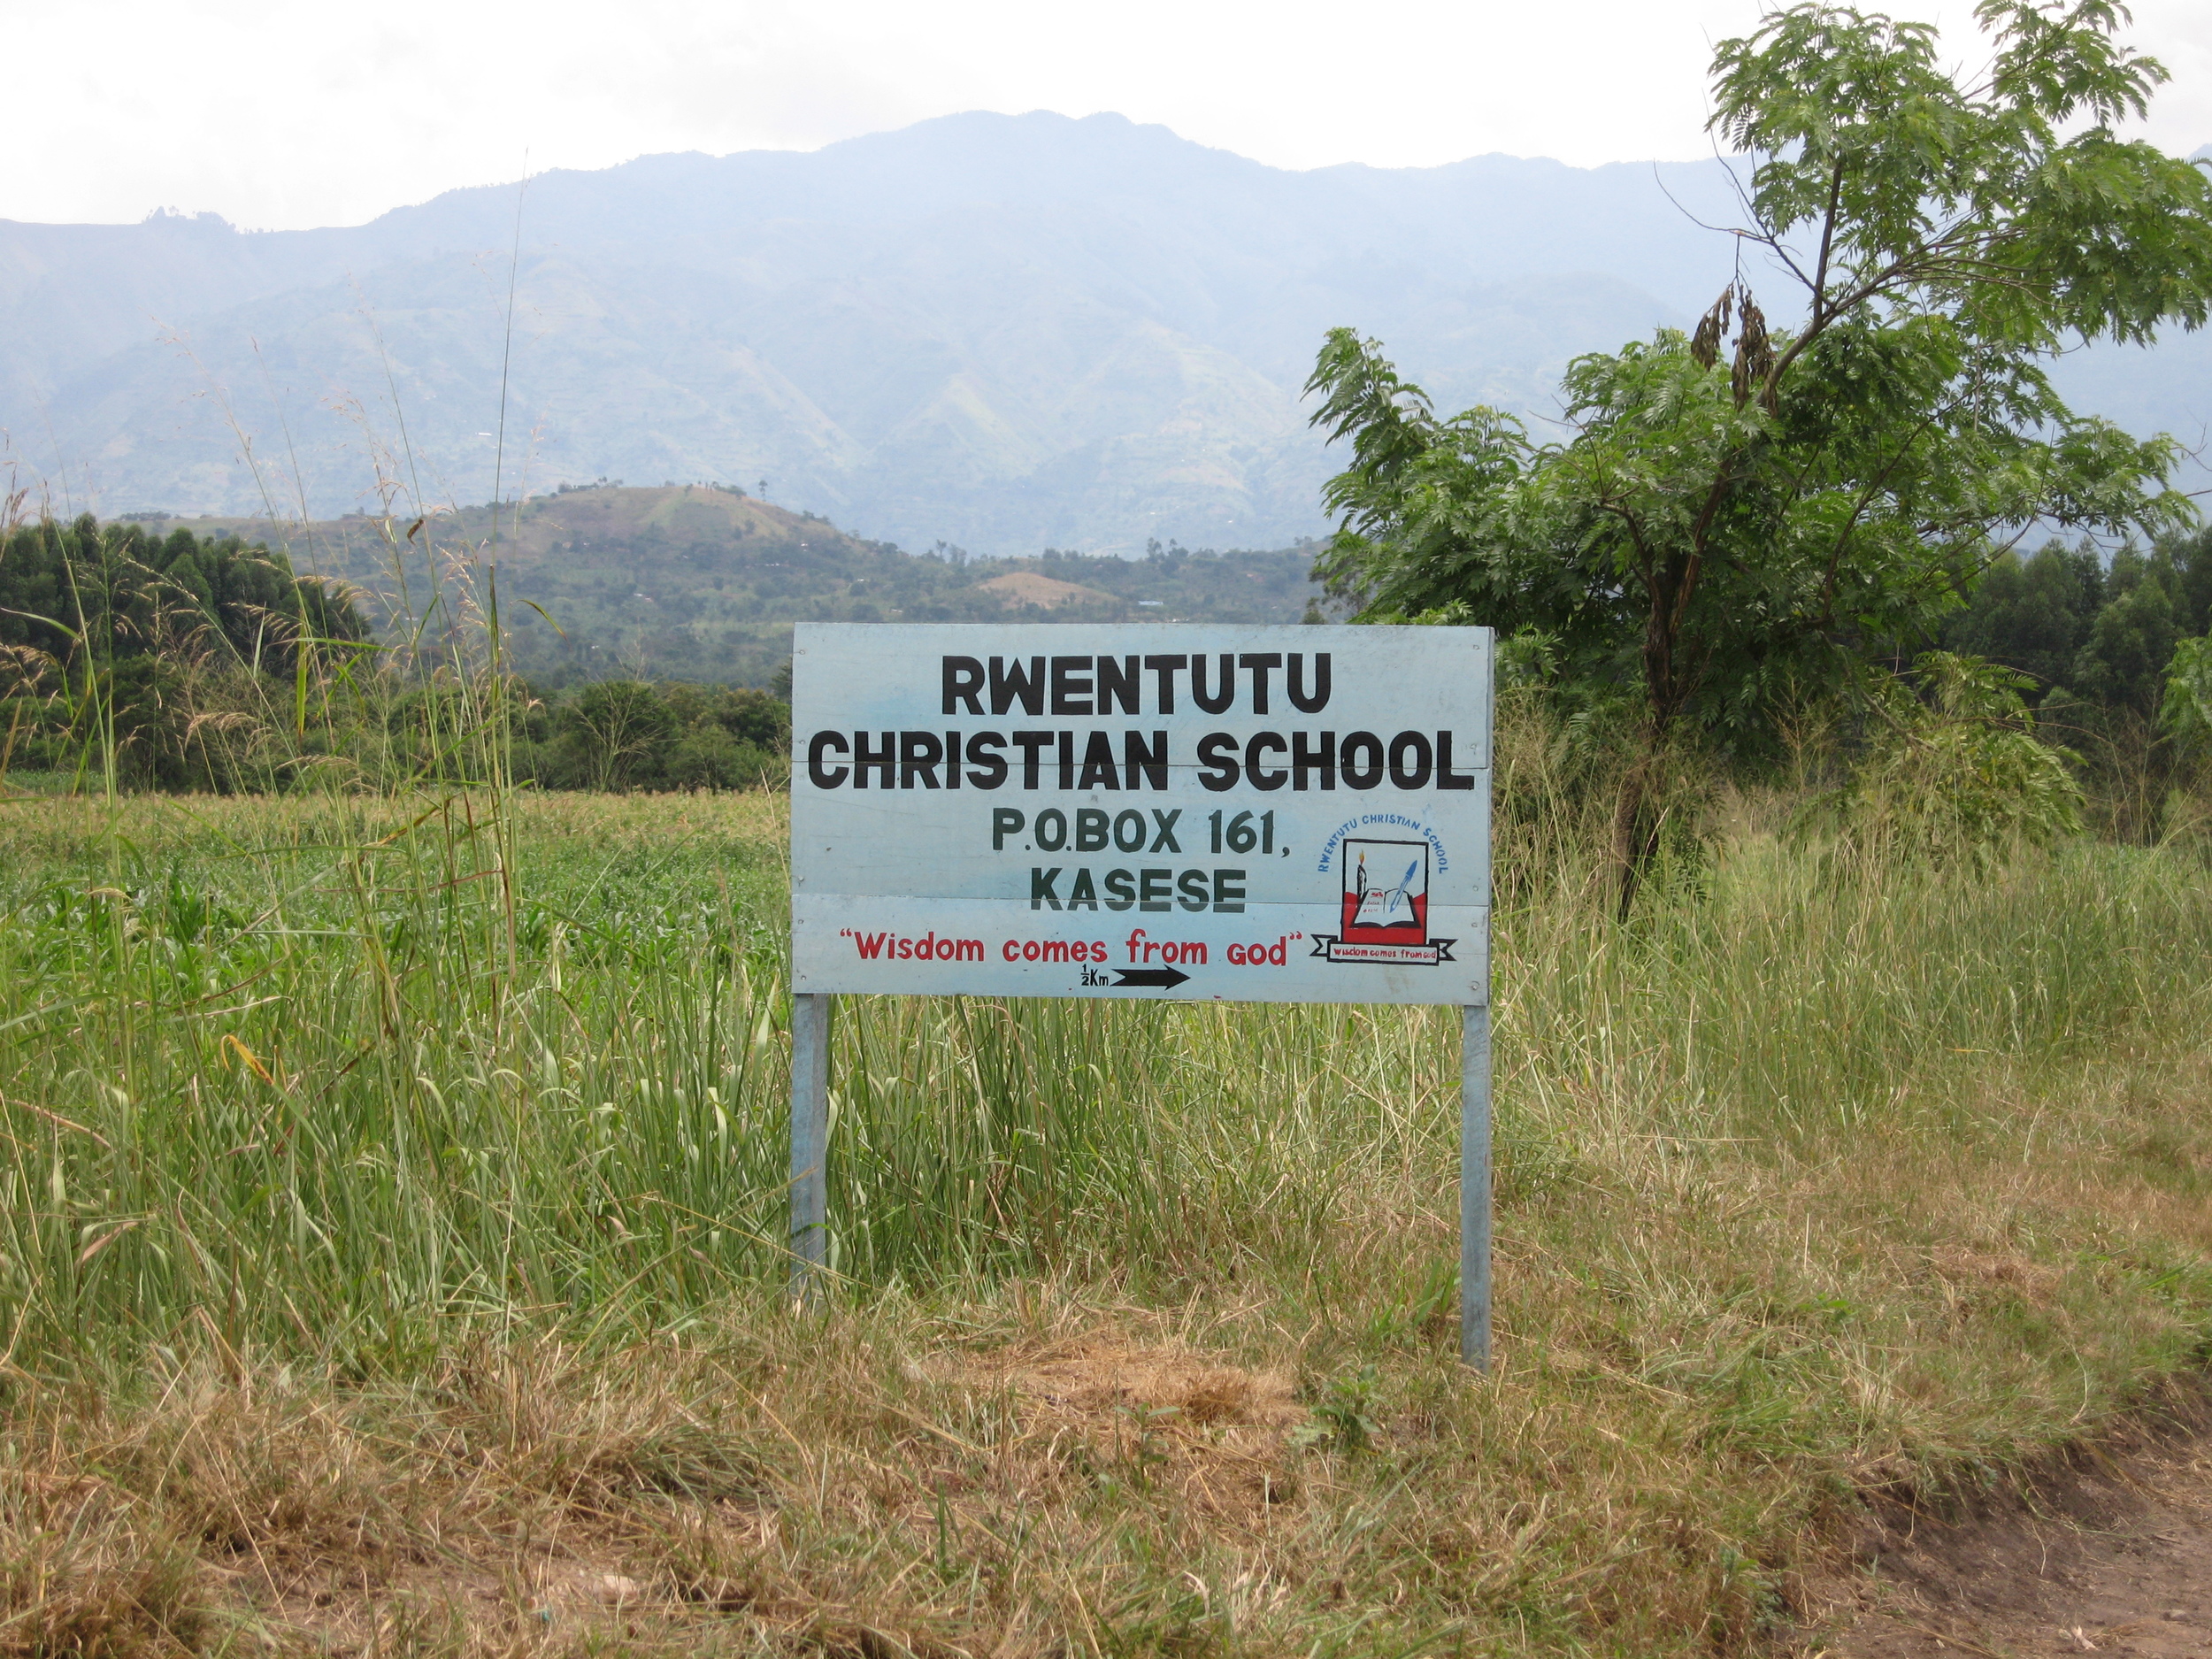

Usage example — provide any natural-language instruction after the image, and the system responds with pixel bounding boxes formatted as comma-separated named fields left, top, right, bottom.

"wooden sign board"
left=790, top=623, right=1493, bottom=1006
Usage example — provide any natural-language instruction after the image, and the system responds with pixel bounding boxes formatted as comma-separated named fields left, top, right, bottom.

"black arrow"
left=1113, top=967, right=1191, bottom=990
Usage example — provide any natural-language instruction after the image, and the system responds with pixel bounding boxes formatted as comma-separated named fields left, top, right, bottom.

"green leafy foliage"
left=1827, top=652, right=2084, bottom=860
left=1708, top=1, right=2212, bottom=353
left=1308, top=1, right=2212, bottom=890
left=2072, top=549, right=2185, bottom=717
left=539, top=680, right=790, bottom=793
left=0, top=515, right=371, bottom=788
left=1290, top=1366, right=1384, bottom=1453
left=0, top=516, right=367, bottom=680
left=1946, top=536, right=2212, bottom=714
left=1942, top=534, right=2212, bottom=839
left=553, top=680, right=680, bottom=792
left=2160, top=633, right=2212, bottom=755
left=1942, top=541, right=2108, bottom=694
left=0, top=511, right=819, bottom=797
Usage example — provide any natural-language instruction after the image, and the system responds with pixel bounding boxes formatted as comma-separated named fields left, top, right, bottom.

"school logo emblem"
left=1311, top=838, right=1455, bottom=965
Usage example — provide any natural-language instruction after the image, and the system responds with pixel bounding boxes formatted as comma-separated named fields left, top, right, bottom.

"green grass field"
left=2, top=773, right=2209, bottom=1655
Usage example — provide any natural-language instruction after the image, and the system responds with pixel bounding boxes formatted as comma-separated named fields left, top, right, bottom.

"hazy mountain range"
left=4, top=114, right=2208, bottom=557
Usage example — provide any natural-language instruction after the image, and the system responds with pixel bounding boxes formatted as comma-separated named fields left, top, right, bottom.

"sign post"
left=786, top=623, right=1494, bottom=1364
left=787, top=991, right=832, bottom=1303
left=1461, top=1003, right=1492, bottom=1369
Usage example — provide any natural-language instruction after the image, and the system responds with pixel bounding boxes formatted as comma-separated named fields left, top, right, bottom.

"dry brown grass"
left=0, top=1317, right=1323, bottom=1656
left=2, top=1079, right=2205, bottom=1659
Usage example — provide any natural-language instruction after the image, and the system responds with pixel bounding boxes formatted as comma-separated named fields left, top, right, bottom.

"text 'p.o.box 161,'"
left=790, top=623, right=1492, bottom=1005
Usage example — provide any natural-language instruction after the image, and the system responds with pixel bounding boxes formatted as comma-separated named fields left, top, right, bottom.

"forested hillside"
left=0, top=492, right=1318, bottom=791
left=181, top=485, right=1321, bottom=685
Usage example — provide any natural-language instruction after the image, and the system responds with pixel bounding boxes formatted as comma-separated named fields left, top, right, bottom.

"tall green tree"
left=1308, top=0, right=2212, bottom=905
left=2070, top=545, right=2185, bottom=716
left=1943, top=541, right=2105, bottom=694
left=555, top=680, right=679, bottom=791
left=0, top=516, right=371, bottom=787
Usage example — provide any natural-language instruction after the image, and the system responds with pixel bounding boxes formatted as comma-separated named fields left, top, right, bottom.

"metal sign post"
left=785, top=623, right=1495, bottom=1366
left=1461, top=1003, right=1492, bottom=1369
left=787, top=991, right=833, bottom=1303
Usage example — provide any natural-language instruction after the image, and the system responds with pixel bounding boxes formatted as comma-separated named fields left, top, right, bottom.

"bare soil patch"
left=1819, top=1394, right=2212, bottom=1657
left=946, top=1337, right=1309, bottom=1523
left=974, top=1337, right=1304, bottom=1429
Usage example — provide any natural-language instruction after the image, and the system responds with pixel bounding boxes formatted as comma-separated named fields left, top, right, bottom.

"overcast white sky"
left=4, top=0, right=2208, bottom=230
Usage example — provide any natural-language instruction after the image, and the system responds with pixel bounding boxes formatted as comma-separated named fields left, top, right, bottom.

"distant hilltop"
left=181, top=485, right=1324, bottom=686
left=7, top=112, right=2208, bottom=555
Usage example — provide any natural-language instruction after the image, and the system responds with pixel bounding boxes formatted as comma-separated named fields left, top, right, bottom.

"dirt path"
left=1820, top=1414, right=2212, bottom=1658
